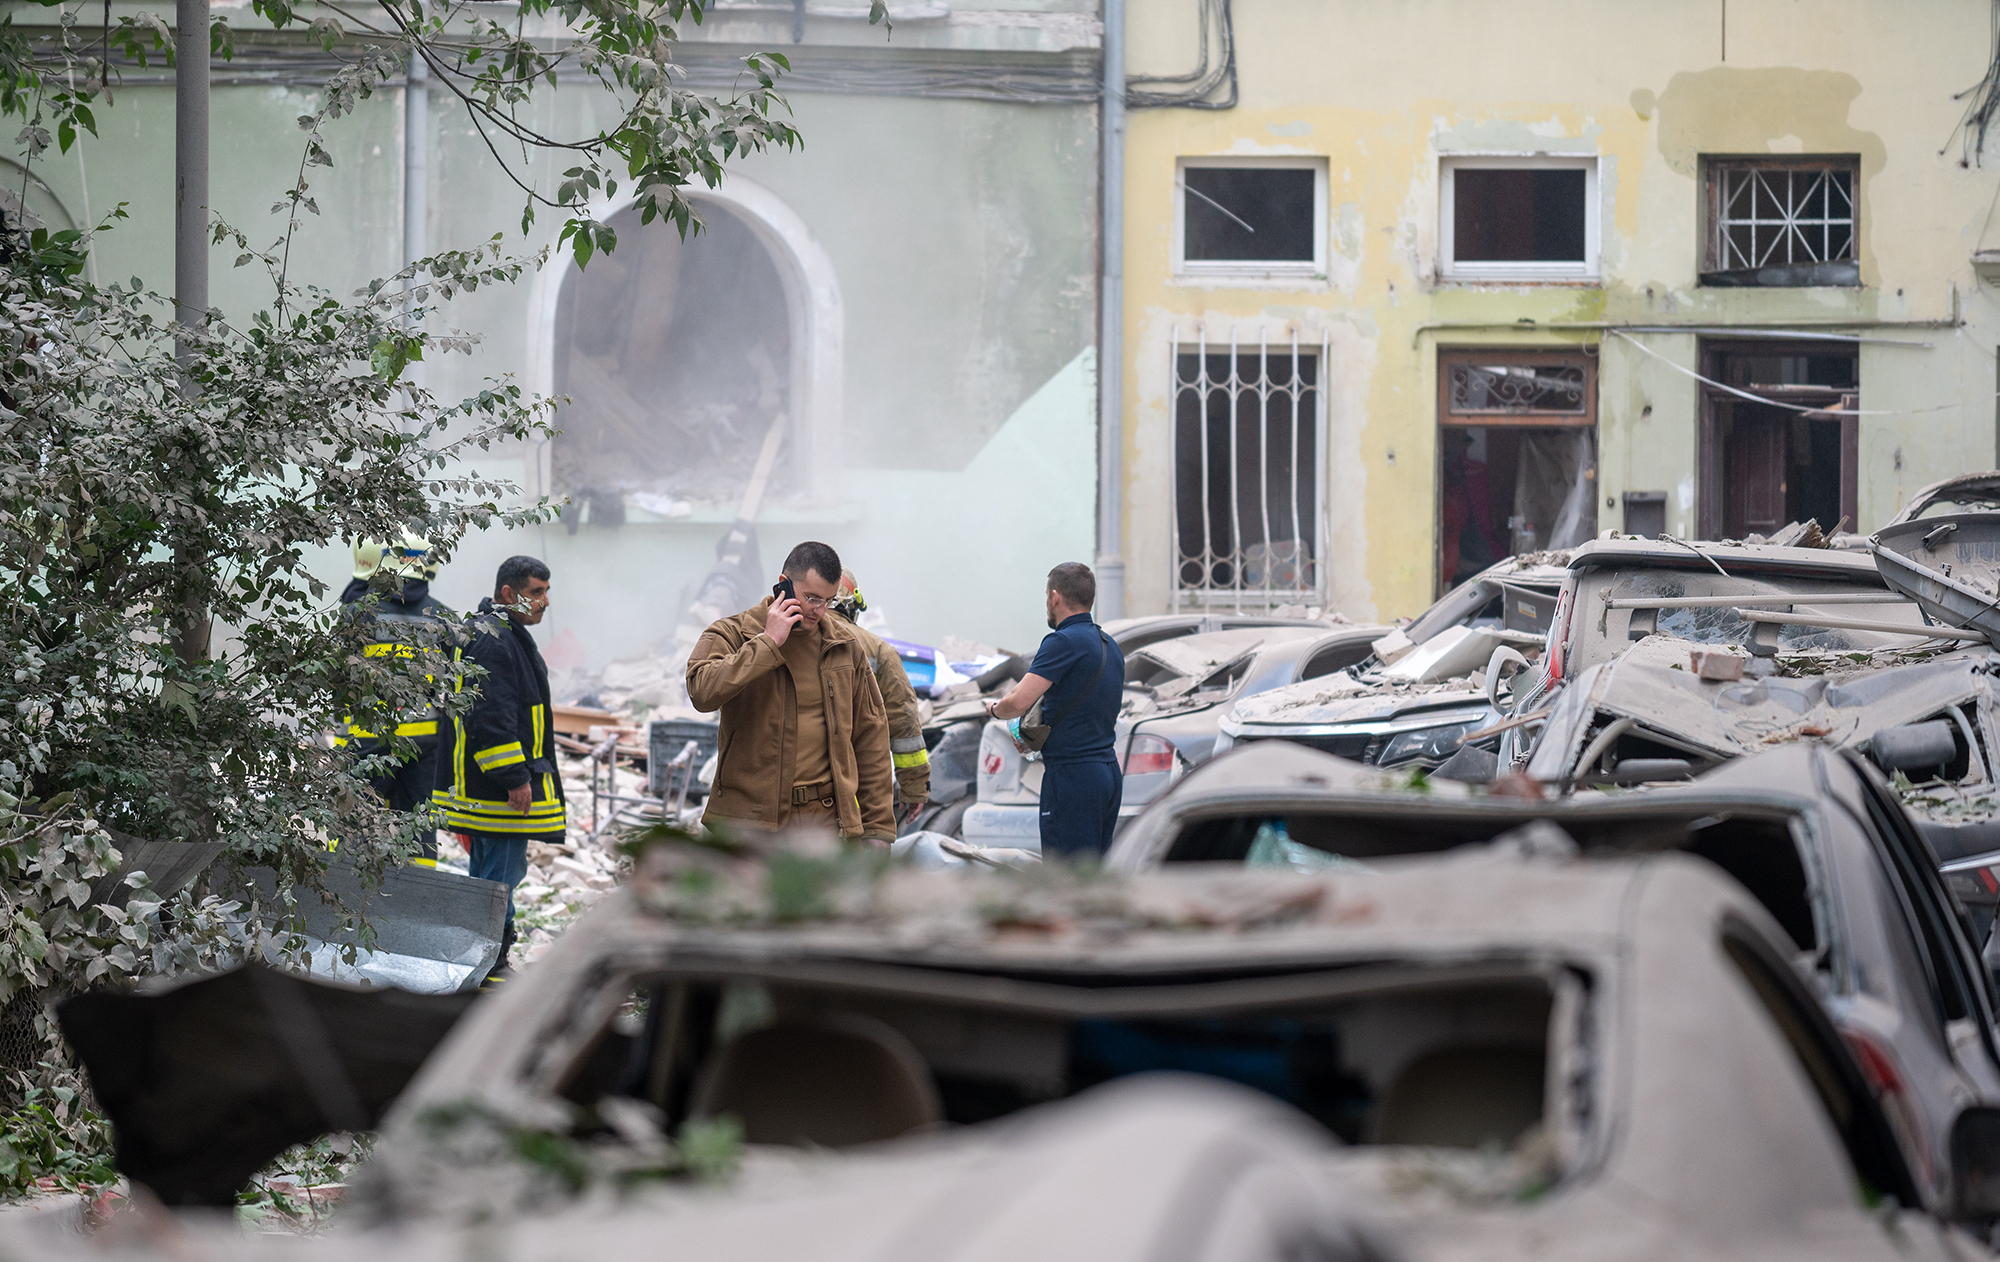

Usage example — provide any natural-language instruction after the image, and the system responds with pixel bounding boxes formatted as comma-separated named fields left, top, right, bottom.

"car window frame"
left=1720, top=911, right=1924, bottom=1208
left=1839, top=752, right=2000, bottom=1043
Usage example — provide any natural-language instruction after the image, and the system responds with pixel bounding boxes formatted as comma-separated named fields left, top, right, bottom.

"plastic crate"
left=649, top=716, right=720, bottom=798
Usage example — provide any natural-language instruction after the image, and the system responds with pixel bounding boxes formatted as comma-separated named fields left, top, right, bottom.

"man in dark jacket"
left=338, top=536, right=455, bottom=863
left=986, top=562, right=1125, bottom=857
left=432, top=555, right=566, bottom=975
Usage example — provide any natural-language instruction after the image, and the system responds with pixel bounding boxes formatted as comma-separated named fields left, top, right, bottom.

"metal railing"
left=1169, top=325, right=1328, bottom=609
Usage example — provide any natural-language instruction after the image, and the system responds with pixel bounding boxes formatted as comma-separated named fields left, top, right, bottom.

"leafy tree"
left=0, top=0, right=862, bottom=1097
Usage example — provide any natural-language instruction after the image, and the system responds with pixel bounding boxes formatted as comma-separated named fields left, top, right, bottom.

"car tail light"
left=1842, top=1028, right=1929, bottom=1181
left=1125, top=733, right=1176, bottom=775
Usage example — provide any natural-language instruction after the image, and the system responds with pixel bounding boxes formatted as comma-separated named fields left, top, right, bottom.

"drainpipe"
left=1095, top=0, right=1126, bottom=619
left=173, top=0, right=208, bottom=356
left=403, top=52, right=427, bottom=336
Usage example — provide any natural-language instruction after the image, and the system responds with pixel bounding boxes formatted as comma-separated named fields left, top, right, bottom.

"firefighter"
left=338, top=534, right=455, bottom=864
left=432, top=555, right=565, bottom=981
left=832, top=569, right=929, bottom=825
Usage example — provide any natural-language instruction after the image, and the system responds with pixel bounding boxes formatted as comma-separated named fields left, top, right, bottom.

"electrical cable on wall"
left=1126, top=0, right=1236, bottom=111
left=1946, top=0, right=2000, bottom=164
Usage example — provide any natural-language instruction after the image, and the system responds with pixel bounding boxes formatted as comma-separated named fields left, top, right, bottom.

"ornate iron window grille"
left=1169, top=325, right=1328, bottom=609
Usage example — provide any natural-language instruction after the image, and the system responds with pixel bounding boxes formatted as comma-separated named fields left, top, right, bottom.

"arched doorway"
left=533, top=178, right=842, bottom=515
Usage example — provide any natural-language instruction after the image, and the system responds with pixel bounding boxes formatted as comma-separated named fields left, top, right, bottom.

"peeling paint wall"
left=1122, top=0, right=2000, bottom=624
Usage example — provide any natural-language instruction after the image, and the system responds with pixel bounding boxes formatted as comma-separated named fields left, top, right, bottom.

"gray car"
left=1109, top=739, right=2000, bottom=1211
left=1215, top=555, right=1568, bottom=775
left=963, top=623, right=1386, bottom=850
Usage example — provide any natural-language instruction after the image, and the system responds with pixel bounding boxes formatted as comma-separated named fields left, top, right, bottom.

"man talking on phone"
left=686, top=541, right=897, bottom=844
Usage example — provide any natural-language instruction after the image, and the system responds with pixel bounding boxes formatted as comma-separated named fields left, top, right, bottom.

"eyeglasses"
left=797, top=593, right=831, bottom=609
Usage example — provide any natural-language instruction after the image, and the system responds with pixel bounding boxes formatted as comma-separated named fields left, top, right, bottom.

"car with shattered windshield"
left=256, top=834, right=1999, bottom=1262
left=958, top=622, right=1385, bottom=851
left=1211, top=554, right=1570, bottom=776
left=1110, top=739, right=2000, bottom=1210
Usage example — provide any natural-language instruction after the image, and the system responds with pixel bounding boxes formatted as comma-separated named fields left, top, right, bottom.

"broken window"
left=1703, top=158, right=1859, bottom=287
left=551, top=201, right=796, bottom=521
left=1171, top=330, right=1324, bottom=606
left=1177, top=159, right=1324, bottom=273
left=1441, top=157, right=1597, bottom=280
left=1436, top=348, right=1597, bottom=591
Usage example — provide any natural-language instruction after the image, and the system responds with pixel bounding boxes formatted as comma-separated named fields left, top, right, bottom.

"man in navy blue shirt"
left=986, top=563, right=1126, bottom=857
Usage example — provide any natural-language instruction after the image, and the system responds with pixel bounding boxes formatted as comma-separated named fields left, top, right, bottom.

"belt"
left=791, top=781, right=835, bottom=806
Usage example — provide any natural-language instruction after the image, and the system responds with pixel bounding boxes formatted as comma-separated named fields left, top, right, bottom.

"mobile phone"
left=773, top=575, right=796, bottom=603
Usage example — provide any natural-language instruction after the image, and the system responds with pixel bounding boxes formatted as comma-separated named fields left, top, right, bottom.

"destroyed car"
left=961, top=623, right=1385, bottom=851
left=1109, top=739, right=2000, bottom=1209
left=906, top=611, right=1363, bottom=840
left=1485, top=537, right=1921, bottom=775
left=1887, top=471, right=2000, bottom=526
left=311, top=837, right=1993, bottom=1260
left=1212, top=555, right=1568, bottom=776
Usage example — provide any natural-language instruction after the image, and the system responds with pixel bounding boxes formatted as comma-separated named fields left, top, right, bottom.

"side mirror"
left=1952, top=1107, right=2000, bottom=1220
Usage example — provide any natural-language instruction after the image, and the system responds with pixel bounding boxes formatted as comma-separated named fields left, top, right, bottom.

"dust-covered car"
left=1213, top=555, right=1568, bottom=776
left=1887, top=472, right=2000, bottom=527
left=322, top=837, right=1992, bottom=1261
left=960, top=623, right=1385, bottom=851
left=908, top=612, right=1368, bottom=841
left=1109, top=739, right=2000, bottom=1210
left=1485, top=537, right=1922, bottom=773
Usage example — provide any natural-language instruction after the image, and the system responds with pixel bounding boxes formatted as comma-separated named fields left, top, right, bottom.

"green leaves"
left=556, top=217, right=617, bottom=270
left=369, top=332, right=423, bottom=381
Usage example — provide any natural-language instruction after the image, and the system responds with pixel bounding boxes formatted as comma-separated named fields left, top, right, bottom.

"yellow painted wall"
left=1122, top=0, right=2000, bottom=623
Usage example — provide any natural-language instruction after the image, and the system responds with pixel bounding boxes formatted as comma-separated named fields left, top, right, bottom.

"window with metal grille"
left=1170, top=329, right=1326, bottom=606
left=1703, top=158, right=1859, bottom=288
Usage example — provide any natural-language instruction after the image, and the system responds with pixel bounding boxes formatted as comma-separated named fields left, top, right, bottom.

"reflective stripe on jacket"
left=432, top=603, right=568, bottom=841
left=841, top=616, right=930, bottom=804
left=337, top=579, right=455, bottom=748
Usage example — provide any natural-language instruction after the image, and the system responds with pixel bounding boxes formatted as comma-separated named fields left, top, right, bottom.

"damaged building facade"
left=1113, top=0, right=2000, bottom=623
left=5, top=1, right=1102, bottom=660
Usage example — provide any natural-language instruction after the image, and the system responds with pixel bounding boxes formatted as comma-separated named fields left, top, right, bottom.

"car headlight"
left=1378, top=719, right=1486, bottom=767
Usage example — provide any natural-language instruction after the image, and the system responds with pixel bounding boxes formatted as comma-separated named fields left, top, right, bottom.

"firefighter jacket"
left=837, top=614, right=930, bottom=806
left=686, top=598, right=896, bottom=840
left=432, top=600, right=568, bottom=842
left=337, top=578, right=455, bottom=752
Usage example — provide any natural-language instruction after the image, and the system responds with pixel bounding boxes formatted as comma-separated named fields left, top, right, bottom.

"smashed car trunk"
left=58, top=962, right=475, bottom=1207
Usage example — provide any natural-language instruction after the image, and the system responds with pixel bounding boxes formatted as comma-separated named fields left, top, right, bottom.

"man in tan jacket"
left=832, top=568, right=929, bottom=821
left=686, top=540, right=897, bottom=843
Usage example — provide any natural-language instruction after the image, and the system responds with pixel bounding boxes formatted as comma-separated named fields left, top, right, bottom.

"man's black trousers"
left=1038, top=758, right=1123, bottom=858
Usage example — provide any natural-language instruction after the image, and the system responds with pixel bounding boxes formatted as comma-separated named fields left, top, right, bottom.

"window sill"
left=1698, top=261, right=1860, bottom=288
left=1437, top=273, right=1601, bottom=288
left=1169, top=270, right=1330, bottom=292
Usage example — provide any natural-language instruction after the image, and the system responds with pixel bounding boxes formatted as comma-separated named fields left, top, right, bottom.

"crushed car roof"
left=1564, top=537, right=1892, bottom=581
left=601, top=834, right=1681, bottom=975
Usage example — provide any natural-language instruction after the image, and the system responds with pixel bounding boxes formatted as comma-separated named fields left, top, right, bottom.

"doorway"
left=1436, top=348, right=1599, bottom=592
left=1697, top=342, right=1858, bottom=540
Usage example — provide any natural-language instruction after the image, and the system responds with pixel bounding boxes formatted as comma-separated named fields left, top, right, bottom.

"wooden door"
left=1725, top=412, right=1787, bottom=539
